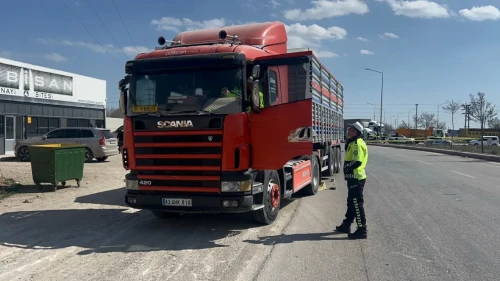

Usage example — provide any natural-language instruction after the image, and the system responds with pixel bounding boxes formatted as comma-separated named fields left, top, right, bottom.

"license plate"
left=162, top=198, right=192, bottom=207
left=109, top=141, right=116, bottom=144
left=132, top=105, right=158, bottom=112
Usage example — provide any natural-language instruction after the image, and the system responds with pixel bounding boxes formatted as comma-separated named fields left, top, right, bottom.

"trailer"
left=119, top=21, right=345, bottom=224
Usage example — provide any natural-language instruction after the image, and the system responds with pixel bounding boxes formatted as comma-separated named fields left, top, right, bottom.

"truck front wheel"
left=254, top=170, right=281, bottom=225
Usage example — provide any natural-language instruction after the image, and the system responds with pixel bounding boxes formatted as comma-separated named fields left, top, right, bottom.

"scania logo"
left=157, top=120, right=194, bottom=128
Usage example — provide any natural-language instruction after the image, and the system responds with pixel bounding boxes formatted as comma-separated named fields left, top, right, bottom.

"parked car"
left=425, top=139, right=453, bottom=146
left=386, top=136, right=416, bottom=144
left=469, top=136, right=499, bottom=146
left=15, top=127, right=119, bottom=162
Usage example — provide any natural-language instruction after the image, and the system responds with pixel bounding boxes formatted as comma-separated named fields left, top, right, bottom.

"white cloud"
left=38, top=39, right=149, bottom=57
left=151, top=17, right=226, bottom=32
left=381, top=32, right=399, bottom=39
left=44, top=52, right=68, bottom=62
left=284, top=0, right=369, bottom=21
left=378, top=0, right=451, bottom=19
left=0, top=50, right=12, bottom=58
left=285, top=23, right=347, bottom=58
left=360, top=49, right=375, bottom=55
left=357, top=37, right=369, bottom=41
left=122, top=46, right=150, bottom=56
left=269, top=0, right=281, bottom=8
left=459, top=5, right=500, bottom=21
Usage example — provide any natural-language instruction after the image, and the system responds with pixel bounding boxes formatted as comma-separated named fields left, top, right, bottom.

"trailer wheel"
left=254, top=170, right=281, bottom=225
left=334, top=147, right=341, bottom=174
left=303, top=154, right=320, bottom=196
left=323, top=147, right=335, bottom=177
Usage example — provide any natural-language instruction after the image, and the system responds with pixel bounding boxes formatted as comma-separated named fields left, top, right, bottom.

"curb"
left=369, top=143, right=500, bottom=163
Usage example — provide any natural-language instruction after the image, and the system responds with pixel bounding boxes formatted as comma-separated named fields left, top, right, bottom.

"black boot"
left=335, top=222, right=351, bottom=234
left=348, top=227, right=367, bottom=239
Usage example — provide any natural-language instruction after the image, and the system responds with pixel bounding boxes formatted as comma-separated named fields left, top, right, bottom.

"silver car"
left=15, top=127, right=119, bottom=163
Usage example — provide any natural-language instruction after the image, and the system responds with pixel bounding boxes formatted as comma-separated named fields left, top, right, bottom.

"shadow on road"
left=243, top=231, right=349, bottom=245
left=74, top=187, right=127, bottom=207
left=0, top=208, right=261, bottom=255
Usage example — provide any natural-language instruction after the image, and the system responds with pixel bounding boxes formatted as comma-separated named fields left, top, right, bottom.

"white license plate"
left=162, top=198, right=192, bottom=207
left=109, top=141, right=116, bottom=144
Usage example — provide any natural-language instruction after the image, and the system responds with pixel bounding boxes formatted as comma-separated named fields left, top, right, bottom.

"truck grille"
left=133, top=130, right=222, bottom=193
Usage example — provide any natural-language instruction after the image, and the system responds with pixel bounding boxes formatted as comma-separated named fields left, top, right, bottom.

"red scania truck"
left=119, top=21, right=344, bottom=224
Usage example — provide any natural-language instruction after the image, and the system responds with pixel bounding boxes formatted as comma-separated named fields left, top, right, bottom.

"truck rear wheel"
left=323, top=147, right=335, bottom=177
left=303, top=154, right=320, bottom=196
left=254, top=170, right=281, bottom=225
left=334, top=147, right=341, bottom=173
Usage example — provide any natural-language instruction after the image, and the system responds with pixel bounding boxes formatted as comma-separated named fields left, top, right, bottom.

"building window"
left=49, top=119, right=59, bottom=132
left=67, top=119, right=79, bottom=127
left=27, top=117, right=61, bottom=137
left=79, top=119, right=90, bottom=127
left=95, top=120, right=105, bottom=128
left=0, top=116, right=4, bottom=136
left=38, top=118, right=50, bottom=135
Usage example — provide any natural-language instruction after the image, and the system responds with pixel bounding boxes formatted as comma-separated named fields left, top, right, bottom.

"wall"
left=105, top=117, right=124, bottom=132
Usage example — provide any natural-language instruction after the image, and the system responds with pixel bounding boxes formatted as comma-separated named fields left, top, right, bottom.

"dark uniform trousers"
left=344, top=179, right=367, bottom=228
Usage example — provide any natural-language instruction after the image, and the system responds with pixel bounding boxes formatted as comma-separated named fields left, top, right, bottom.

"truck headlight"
left=221, top=180, right=252, bottom=192
left=125, top=179, right=139, bottom=190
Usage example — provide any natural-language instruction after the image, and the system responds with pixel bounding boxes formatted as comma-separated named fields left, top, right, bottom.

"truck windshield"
left=128, top=67, right=244, bottom=115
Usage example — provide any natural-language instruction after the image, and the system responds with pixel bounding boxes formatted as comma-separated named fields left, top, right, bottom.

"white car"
left=469, top=136, right=499, bottom=146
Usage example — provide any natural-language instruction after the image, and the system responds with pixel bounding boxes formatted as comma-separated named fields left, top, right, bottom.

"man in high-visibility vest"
left=336, top=121, right=369, bottom=239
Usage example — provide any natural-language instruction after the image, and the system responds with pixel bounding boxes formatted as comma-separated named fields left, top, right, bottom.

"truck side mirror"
left=119, top=88, right=127, bottom=115
left=252, top=65, right=260, bottom=79
left=251, top=81, right=261, bottom=113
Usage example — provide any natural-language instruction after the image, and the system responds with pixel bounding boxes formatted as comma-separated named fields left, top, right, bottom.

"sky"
left=1, top=0, right=500, bottom=130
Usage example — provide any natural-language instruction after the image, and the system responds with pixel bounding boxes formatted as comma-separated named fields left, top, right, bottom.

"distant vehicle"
left=469, top=136, right=499, bottom=146
left=15, top=127, right=119, bottom=162
left=425, top=139, right=452, bottom=146
left=386, top=136, right=416, bottom=144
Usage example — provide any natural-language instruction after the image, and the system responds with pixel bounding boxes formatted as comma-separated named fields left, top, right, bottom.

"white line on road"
left=395, top=154, right=406, bottom=158
left=416, top=160, right=432, bottom=165
left=451, top=170, right=476, bottom=179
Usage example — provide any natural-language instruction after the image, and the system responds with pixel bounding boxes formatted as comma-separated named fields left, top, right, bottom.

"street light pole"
left=437, top=102, right=446, bottom=129
left=365, top=68, right=384, bottom=138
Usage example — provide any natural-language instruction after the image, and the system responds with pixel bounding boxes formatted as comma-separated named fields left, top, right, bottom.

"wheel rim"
left=270, top=183, right=280, bottom=208
left=19, top=147, right=29, bottom=161
left=330, top=150, right=335, bottom=174
left=312, top=160, right=319, bottom=190
left=85, top=149, right=91, bottom=161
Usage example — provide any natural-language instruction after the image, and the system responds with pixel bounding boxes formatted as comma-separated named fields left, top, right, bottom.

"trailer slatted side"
left=309, top=55, right=344, bottom=144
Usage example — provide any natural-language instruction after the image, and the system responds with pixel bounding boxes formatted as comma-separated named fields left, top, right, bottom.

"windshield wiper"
left=169, top=110, right=212, bottom=115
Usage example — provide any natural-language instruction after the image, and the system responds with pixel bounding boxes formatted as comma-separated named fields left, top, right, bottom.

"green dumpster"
left=28, top=144, right=85, bottom=191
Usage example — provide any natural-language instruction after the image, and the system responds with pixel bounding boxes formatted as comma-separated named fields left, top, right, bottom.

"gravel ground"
left=0, top=155, right=304, bottom=281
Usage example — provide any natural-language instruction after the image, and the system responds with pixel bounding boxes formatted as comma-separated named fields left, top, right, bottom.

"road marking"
left=416, top=160, right=432, bottom=165
left=395, top=154, right=406, bottom=157
left=451, top=170, right=476, bottom=179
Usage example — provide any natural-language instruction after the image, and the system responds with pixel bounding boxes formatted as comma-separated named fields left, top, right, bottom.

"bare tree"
left=442, top=100, right=461, bottom=139
left=418, top=112, right=436, bottom=129
left=106, top=107, right=125, bottom=118
left=436, top=121, right=447, bottom=130
left=468, top=92, right=498, bottom=153
left=489, top=117, right=500, bottom=129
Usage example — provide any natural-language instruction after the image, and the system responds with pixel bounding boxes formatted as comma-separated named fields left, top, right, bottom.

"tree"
left=397, top=123, right=408, bottom=129
left=418, top=112, right=436, bottom=129
left=436, top=121, right=447, bottom=130
left=384, top=123, right=394, bottom=133
left=442, top=100, right=461, bottom=139
left=106, top=107, right=124, bottom=118
left=489, top=117, right=500, bottom=129
left=468, top=92, right=498, bottom=153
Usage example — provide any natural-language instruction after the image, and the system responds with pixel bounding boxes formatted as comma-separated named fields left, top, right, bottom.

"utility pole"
left=365, top=68, right=384, bottom=138
left=462, top=104, right=470, bottom=137
left=415, top=104, right=418, bottom=129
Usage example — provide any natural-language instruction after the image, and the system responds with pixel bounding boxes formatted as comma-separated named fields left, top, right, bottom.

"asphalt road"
left=1, top=146, right=499, bottom=281
left=256, top=146, right=500, bottom=281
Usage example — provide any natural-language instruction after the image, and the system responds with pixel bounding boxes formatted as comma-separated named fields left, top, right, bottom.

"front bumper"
left=125, top=192, right=254, bottom=213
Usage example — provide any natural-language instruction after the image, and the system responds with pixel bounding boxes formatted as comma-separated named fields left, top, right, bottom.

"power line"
left=60, top=0, right=122, bottom=66
left=111, top=0, right=139, bottom=54
left=85, top=0, right=129, bottom=59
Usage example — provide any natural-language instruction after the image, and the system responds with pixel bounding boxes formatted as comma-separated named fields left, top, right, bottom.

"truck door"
left=249, top=52, right=313, bottom=170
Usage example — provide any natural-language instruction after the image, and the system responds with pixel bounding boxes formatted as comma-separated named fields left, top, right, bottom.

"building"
left=0, top=57, right=106, bottom=155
